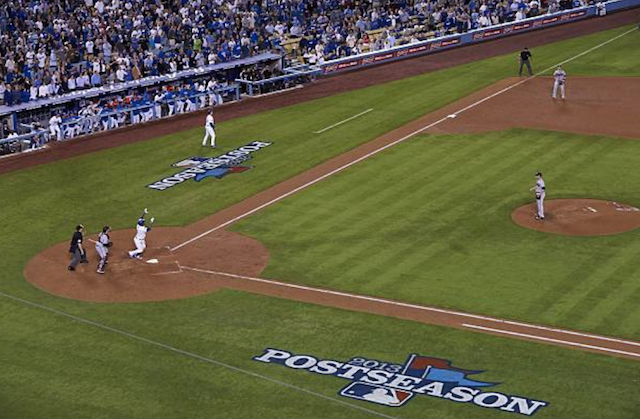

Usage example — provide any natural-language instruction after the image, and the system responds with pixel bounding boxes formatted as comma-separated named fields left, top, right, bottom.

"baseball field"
left=2, top=21, right=640, bottom=419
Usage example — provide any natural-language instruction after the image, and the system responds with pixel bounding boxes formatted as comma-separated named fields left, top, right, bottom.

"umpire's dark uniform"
left=68, top=224, right=88, bottom=271
left=519, top=48, right=533, bottom=76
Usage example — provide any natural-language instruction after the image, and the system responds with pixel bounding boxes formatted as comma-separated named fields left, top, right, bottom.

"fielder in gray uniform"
left=530, top=172, right=546, bottom=220
left=95, top=225, right=112, bottom=274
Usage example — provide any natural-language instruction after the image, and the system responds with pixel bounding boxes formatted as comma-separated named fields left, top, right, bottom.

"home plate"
left=146, top=259, right=159, bottom=264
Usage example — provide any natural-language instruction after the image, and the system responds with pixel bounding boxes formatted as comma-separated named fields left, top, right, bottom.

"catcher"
left=552, top=66, right=566, bottom=100
left=96, top=225, right=113, bottom=274
left=530, top=172, right=546, bottom=220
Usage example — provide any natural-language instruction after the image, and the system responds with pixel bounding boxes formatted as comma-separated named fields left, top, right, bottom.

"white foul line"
left=462, top=324, right=640, bottom=359
left=171, top=26, right=637, bottom=252
left=181, top=266, right=640, bottom=352
left=0, top=290, right=399, bottom=419
left=313, top=108, right=374, bottom=134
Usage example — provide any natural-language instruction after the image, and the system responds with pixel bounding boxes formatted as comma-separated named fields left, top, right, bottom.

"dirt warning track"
left=25, top=75, right=640, bottom=361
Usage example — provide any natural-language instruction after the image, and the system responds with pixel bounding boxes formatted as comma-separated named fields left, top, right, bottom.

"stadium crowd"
left=0, top=0, right=595, bottom=106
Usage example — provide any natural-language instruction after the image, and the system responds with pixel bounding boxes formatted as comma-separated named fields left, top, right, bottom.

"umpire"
left=519, top=47, right=533, bottom=76
left=68, top=224, right=88, bottom=271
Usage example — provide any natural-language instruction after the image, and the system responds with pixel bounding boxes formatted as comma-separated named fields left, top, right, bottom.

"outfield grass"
left=0, top=25, right=639, bottom=419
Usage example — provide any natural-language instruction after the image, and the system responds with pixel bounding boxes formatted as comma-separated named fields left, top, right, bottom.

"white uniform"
left=198, top=82, right=207, bottom=108
left=202, top=114, right=216, bottom=147
left=552, top=68, right=566, bottom=99
left=128, top=222, right=150, bottom=258
left=535, top=178, right=546, bottom=219
left=206, top=79, right=217, bottom=106
left=154, top=93, right=164, bottom=118
left=49, top=115, right=62, bottom=140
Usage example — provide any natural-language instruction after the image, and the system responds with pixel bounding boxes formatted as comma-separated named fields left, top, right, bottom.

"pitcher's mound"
left=512, top=199, right=640, bottom=236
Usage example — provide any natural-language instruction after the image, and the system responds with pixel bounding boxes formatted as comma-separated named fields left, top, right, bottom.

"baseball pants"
left=50, top=125, right=62, bottom=141
left=69, top=248, right=87, bottom=268
left=519, top=60, right=533, bottom=76
left=202, top=126, right=216, bottom=147
left=128, top=238, right=146, bottom=258
left=552, top=81, right=565, bottom=99
left=536, top=193, right=546, bottom=219
left=96, top=245, right=108, bottom=272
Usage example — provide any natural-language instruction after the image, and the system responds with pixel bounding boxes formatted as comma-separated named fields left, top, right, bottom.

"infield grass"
left=0, top=24, right=639, bottom=419
left=234, top=129, right=640, bottom=340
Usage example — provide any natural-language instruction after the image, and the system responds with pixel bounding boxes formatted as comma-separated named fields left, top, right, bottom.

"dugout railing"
left=0, top=86, right=238, bottom=157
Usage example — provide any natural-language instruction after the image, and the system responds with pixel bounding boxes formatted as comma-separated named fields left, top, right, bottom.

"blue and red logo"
left=172, top=157, right=252, bottom=181
left=147, top=141, right=272, bottom=191
left=254, top=348, right=549, bottom=415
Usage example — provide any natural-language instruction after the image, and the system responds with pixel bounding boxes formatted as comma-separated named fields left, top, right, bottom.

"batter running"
left=128, top=209, right=154, bottom=259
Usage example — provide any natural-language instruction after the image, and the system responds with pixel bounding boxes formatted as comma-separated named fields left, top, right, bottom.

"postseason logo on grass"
left=254, top=348, right=549, bottom=416
left=147, top=141, right=272, bottom=191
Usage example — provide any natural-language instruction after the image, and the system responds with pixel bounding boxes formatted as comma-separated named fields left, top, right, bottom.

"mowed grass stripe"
left=560, top=247, right=640, bottom=330
left=274, top=140, right=485, bottom=278
left=298, top=138, right=510, bottom=283
left=346, top=137, right=541, bottom=288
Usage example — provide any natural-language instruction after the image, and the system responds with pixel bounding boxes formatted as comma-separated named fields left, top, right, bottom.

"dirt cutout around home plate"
left=512, top=199, right=640, bottom=235
left=25, top=228, right=269, bottom=303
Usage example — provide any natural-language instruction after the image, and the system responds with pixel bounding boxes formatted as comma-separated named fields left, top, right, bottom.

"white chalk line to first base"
left=171, top=26, right=638, bottom=252
left=313, top=108, right=374, bottom=134
left=181, top=266, right=640, bottom=359
left=0, top=290, right=399, bottom=419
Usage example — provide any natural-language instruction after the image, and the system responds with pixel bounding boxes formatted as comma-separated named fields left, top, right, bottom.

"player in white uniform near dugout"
left=530, top=172, right=546, bottom=220
left=202, top=110, right=216, bottom=147
left=128, top=209, right=154, bottom=259
left=552, top=66, right=566, bottom=100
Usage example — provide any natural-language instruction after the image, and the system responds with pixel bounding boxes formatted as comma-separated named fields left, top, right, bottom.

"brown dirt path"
left=0, top=7, right=638, bottom=176
left=181, top=267, right=640, bottom=362
left=429, top=77, right=640, bottom=138
left=25, top=75, right=640, bottom=361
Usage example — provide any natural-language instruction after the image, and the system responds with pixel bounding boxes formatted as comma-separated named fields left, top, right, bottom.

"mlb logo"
left=340, top=382, right=413, bottom=407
